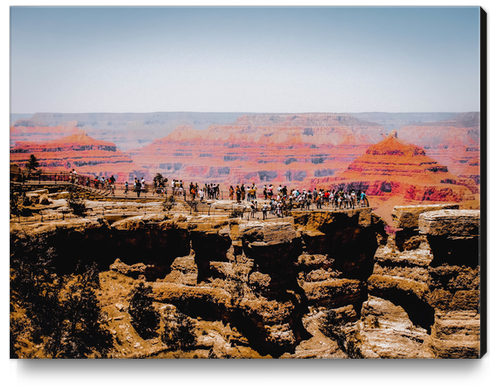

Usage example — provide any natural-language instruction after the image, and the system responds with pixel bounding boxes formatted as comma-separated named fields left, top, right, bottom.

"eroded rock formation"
left=397, top=112, right=480, bottom=184
left=326, top=131, right=476, bottom=202
left=362, top=205, right=480, bottom=358
left=9, top=131, right=137, bottom=181
left=128, top=113, right=386, bottom=186
left=10, top=203, right=481, bottom=358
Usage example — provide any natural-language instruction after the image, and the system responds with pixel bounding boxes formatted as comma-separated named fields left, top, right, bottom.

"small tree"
left=128, top=282, right=159, bottom=339
left=318, top=310, right=363, bottom=359
left=10, top=238, right=112, bottom=358
left=25, top=154, right=40, bottom=177
left=159, top=308, right=197, bottom=350
left=47, top=264, right=113, bottom=358
left=10, top=236, right=63, bottom=355
left=10, top=191, right=20, bottom=217
left=153, top=173, right=166, bottom=187
left=162, top=195, right=175, bottom=211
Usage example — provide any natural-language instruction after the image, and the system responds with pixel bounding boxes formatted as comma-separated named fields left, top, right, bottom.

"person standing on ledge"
left=136, top=179, right=142, bottom=198
left=262, top=203, right=268, bottom=220
left=236, top=185, right=241, bottom=203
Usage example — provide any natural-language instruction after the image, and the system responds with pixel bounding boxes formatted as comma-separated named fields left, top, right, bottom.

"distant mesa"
left=10, top=123, right=84, bottom=147
left=397, top=112, right=480, bottom=181
left=326, top=133, right=476, bottom=202
left=10, top=112, right=247, bottom=151
left=397, top=112, right=480, bottom=149
left=10, top=132, right=136, bottom=181
left=9, top=111, right=480, bottom=201
left=128, top=113, right=387, bottom=186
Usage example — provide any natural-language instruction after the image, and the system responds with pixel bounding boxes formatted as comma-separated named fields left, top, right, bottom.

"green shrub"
left=48, top=264, right=112, bottom=358
left=159, top=308, right=197, bottom=350
left=128, top=282, right=160, bottom=339
left=10, top=236, right=112, bottom=358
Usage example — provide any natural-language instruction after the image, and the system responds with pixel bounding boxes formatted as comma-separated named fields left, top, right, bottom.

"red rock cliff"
left=9, top=131, right=137, bottom=181
left=129, top=113, right=386, bottom=186
left=327, top=130, right=475, bottom=202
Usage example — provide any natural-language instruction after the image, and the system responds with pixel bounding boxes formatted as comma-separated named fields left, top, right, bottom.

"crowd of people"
left=185, top=182, right=221, bottom=202
left=229, top=183, right=368, bottom=210
left=66, top=170, right=369, bottom=215
left=230, top=183, right=258, bottom=202
left=92, top=173, right=117, bottom=196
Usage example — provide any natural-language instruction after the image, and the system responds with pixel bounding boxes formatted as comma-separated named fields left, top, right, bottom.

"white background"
left=3, top=0, right=489, bottom=385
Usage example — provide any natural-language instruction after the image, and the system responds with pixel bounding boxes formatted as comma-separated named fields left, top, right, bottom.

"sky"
left=10, top=6, right=481, bottom=114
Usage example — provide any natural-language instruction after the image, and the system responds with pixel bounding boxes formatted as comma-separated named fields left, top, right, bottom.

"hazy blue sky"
left=10, top=6, right=481, bottom=114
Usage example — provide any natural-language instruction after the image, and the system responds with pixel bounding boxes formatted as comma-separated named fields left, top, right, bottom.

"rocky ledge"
left=10, top=204, right=481, bottom=358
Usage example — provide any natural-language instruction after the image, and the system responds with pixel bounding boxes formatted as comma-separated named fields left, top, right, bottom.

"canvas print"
left=9, top=6, right=483, bottom=359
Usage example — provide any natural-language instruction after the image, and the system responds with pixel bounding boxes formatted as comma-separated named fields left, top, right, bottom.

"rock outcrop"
left=363, top=205, right=480, bottom=358
left=10, top=202, right=481, bottom=358
left=419, top=209, right=480, bottom=358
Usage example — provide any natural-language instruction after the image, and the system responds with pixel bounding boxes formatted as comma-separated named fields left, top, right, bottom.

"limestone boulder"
left=301, top=278, right=363, bottom=308
left=48, top=191, right=70, bottom=200
left=419, top=209, right=480, bottom=237
left=357, top=296, right=432, bottom=358
left=10, top=217, right=109, bottom=239
left=427, top=310, right=480, bottom=358
left=391, top=204, right=459, bottom=229
left=25, top=189, right=52, bottom=205
left=367, top=274, right=429, bottom=300
left=110, top=258, right=147, bottom=279
left=239, top=219, right=300, bottom=247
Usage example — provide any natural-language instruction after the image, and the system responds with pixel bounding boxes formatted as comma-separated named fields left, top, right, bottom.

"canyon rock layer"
left=127, top=113, right=386, bottom=187
left=397, top=112, right=480, bottom=184
left=10, top=131, right=136, bottom=181
left=11, top=112, right=480, bottom=189
left=10, top=202, right=481, bottom=359
left=326, top=130, right=477, bottom=202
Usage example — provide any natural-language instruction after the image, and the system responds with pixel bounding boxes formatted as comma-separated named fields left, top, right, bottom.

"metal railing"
left=11, top=171, right=370, bottom=212
left=11, top=171, right=285, bottom=201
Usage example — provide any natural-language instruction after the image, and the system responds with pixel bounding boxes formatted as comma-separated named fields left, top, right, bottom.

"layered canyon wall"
left=10, top=205, right=481, bottom=358
left=128, top=113, right=386, bottom=187
left=326, top=130, right=477, bottom=202
left=9, top=132, right=137, bottom=181
left=397, top=112, right=480, bottom=184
